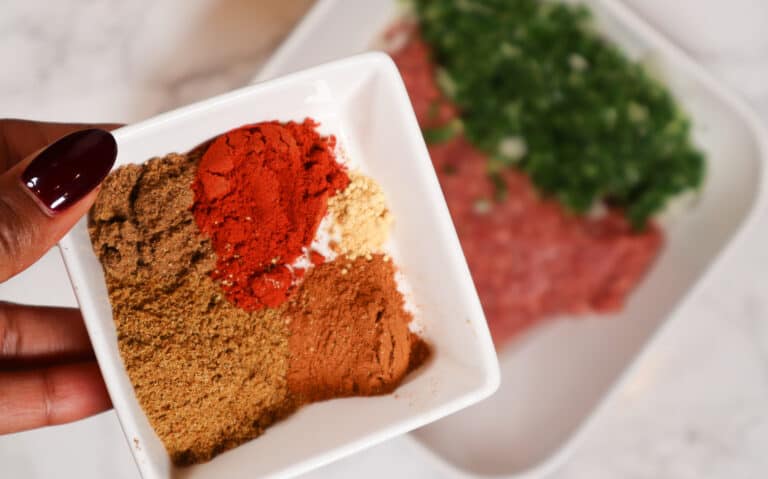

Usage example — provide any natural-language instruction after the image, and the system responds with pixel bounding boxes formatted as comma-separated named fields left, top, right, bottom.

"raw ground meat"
left=390, top=30, right=663, bottom=344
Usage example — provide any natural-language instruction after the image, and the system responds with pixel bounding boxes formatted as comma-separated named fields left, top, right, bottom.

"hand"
left=0, top=119, right=120, bottom=434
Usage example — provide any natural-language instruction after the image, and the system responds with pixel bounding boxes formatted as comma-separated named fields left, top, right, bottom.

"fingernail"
left=21, top=129, right=117, bottom=214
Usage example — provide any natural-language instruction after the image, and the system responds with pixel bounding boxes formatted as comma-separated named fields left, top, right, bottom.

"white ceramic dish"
left=255, top=1, right=768, bottom=477
left=58, top=53, right=500, bottom=479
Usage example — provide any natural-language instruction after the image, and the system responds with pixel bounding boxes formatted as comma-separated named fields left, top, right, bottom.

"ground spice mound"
left=285, top=255, right=429, bottom=402
left=327, top=172, right=393, bottom=259
left=89, top=152, right=290, bottom=466
left=391, top=29, right=663, bottom=344
left=192, top=120, right=349, bottom=310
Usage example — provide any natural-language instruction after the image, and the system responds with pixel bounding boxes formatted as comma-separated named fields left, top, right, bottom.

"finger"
left=0, top=302, right=92, bottom=363
left=0, top=119, right=122, bottom=172
left=0, top=362, right=111, bottom=434
left=0, top=128, right=117, bottom=282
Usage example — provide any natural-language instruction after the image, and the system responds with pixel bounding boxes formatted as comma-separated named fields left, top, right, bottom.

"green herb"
left=427, top=100, right=441, bottom=121
left=488, top=171, right=508, bottom=201
left=412, top=0, right=705, bottom=228
left=422, top=118, right=464, bottom=144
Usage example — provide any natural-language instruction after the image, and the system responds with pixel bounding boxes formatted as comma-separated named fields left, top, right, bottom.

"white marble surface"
left=1, top=1, right=768, bottom=478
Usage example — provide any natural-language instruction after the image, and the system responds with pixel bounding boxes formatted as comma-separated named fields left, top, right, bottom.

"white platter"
left=255, top=1, right=768, bottom=477
left=58, top=53, right=499, bottom=479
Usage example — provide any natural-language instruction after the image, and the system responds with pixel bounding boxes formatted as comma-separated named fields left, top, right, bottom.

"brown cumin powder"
left=89, top=152, right=290, bottom=465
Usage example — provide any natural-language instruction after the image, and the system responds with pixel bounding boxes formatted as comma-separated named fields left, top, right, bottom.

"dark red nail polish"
left=21, top=129, right=117, bottom=214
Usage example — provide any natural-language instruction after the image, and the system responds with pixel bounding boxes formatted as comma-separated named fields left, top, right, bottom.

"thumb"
left=0, top=129, right=117, bottom=281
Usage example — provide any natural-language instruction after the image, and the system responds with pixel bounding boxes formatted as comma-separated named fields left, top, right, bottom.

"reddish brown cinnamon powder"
left=285, top=255, right=429, bottom=402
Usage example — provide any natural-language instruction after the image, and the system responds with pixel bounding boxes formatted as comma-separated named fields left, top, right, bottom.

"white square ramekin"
left=58, top=52, right=500, bottom=479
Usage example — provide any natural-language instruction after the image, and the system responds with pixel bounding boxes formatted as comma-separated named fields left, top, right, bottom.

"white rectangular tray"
left=255, top=0, right=768, bottom=477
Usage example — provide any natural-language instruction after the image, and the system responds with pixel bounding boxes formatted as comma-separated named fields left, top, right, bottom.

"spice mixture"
left=389, top=13, right=668, bottom=343
left=89, top=121, right=429, bottom=465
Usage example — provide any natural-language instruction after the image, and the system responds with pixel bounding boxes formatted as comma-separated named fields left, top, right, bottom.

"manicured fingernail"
left=21, top=129, right=117, bottom=214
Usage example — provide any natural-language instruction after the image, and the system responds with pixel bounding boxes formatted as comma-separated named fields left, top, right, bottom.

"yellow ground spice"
left=327, top=172, right=393, bottom=259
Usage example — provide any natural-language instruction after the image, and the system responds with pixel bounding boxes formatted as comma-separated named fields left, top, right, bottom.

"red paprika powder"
left=192, top=119, right=349, bottom=310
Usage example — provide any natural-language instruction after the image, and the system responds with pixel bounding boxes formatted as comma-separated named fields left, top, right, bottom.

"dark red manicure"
left=21, top=129, right=117, bottom=214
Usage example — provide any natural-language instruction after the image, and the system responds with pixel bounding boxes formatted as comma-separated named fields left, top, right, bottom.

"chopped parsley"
left=412, top=0, right=705, bottom=228
left=423, top=118, right=464, bottom=144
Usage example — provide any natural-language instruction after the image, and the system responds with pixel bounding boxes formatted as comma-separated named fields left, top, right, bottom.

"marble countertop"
left=2, top=1, right=767, bottom=478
